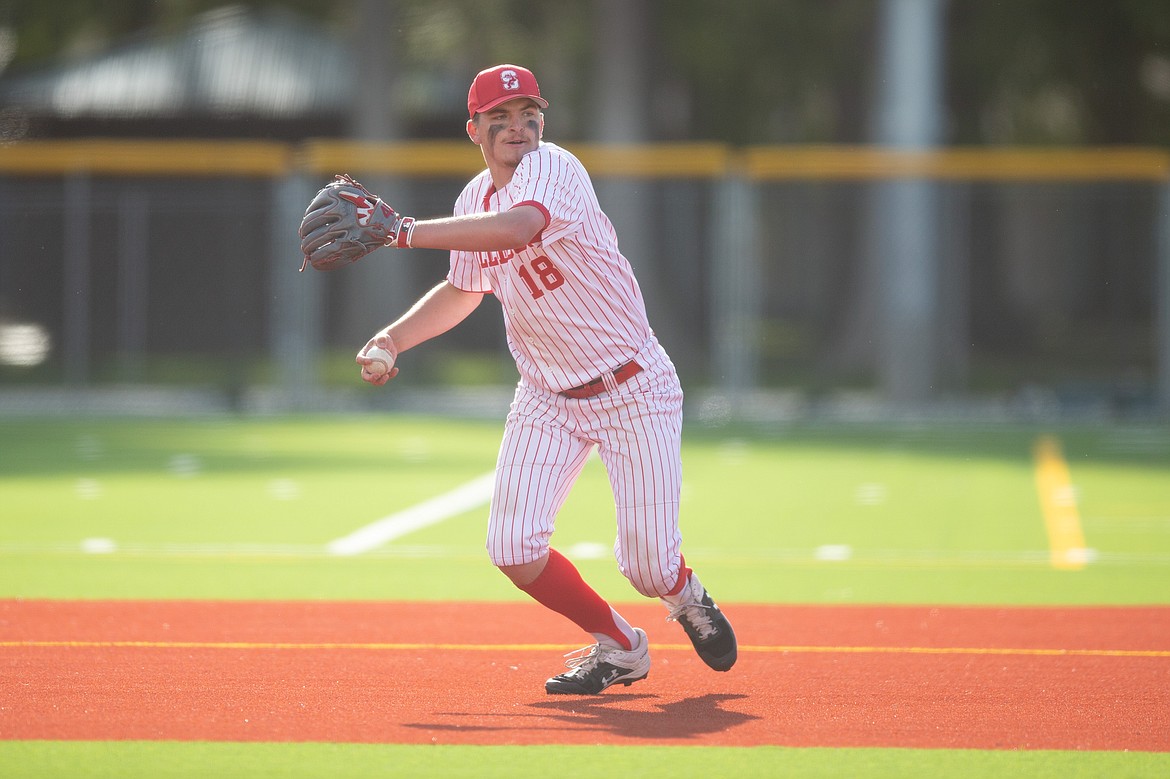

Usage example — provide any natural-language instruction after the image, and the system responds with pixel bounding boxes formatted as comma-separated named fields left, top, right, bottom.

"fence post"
left=116, top=189, right=149, bottom=382
left=63, top=172, right=92, bottom=384
left=874, top=0, right=947, bottom=405
left=269, top=172, right=322, bottom=407
left=1157, top=181, right=1170, bottom=417
left=877, top=177, right=941, bottom=404
left=711, top=166, right=760, bottom=398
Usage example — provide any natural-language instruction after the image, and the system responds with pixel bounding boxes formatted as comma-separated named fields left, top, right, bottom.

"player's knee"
left=486, top=541, right=550, bottom=587
left=496, top=557, right=546, bottom=588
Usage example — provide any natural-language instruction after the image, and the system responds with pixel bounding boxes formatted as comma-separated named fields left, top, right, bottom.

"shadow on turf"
left=408, top=693, right=759, bottom=740
left=531, top=693, right=761, bottom=739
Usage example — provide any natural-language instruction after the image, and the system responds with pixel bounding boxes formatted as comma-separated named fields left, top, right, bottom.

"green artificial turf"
left=2, top=415, right=1169, bottom=778
left=0, top=742, right=1166, bottom=779
left=1, top=416, right=1167, bottom=604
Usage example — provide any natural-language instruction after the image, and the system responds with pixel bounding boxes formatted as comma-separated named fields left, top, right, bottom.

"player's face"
left=469, top=99, right=544, bottom=170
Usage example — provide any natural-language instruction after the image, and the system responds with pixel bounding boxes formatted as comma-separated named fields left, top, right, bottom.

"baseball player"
left=299, top=64, right=736, bottom=694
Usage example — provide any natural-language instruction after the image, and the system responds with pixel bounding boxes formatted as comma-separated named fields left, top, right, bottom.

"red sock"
left=665, top=555, right=692, bottom=596
left=517, top=548, right=634, bottom=650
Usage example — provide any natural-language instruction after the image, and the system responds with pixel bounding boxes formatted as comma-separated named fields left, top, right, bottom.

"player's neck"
left=487, top=162, right=518, bottom=191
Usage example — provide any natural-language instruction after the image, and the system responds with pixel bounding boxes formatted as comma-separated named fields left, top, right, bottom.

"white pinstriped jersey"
left=447, top=142, right=653, bottom=392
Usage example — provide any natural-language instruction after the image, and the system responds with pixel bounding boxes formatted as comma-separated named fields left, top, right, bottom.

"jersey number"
left=517, top=255, right=565, bottom=299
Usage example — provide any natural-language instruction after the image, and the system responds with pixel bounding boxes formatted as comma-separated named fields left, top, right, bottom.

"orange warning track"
left=2, top=600, right=1168, bottom=751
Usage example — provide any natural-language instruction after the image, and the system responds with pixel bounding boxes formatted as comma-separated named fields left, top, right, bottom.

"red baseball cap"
left=467, top=64, right=549, bottom=118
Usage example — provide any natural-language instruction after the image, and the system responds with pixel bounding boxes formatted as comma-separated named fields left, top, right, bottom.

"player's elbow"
left=503, top=204, right=547, bottom=247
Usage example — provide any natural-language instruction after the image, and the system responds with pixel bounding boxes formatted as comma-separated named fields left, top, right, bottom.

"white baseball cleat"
left=544, top=627, right=651, bottom=695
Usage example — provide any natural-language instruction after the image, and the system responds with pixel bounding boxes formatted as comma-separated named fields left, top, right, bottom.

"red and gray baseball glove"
left=297, top=174, right=415, bottom=271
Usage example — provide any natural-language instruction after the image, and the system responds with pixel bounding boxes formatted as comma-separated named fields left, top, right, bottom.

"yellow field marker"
left=1033, top=435, right=1090, bottom=570
left=2, top=640, right=1167, bottom=658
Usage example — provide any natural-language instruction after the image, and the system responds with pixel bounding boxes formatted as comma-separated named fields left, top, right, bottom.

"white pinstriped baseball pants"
left=486, top=338, right=686, bottom=598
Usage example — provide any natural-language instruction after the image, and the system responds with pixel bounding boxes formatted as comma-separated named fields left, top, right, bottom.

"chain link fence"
left=1, top=141, right=1167, bottom=418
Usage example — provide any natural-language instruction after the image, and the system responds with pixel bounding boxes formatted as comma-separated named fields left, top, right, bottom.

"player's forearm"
left=382, top=282, right=483, bottom=353
left=407, top=206, right=545, bottom=252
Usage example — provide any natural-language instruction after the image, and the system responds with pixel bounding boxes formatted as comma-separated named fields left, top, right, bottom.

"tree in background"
left=2, top=0, right=1169, bottom=145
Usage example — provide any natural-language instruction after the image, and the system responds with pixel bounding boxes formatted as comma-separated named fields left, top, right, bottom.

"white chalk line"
left=0, top=542, right=483, bottom=559
left=4, top=542, right=1170, bottom=567
left=325, top=471, right=496, bottom=556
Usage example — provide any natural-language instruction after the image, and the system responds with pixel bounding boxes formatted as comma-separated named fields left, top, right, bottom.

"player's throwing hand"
left=355, top=335, right=399, bottom=385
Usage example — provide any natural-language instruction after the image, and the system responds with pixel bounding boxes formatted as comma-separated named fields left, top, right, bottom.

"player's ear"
left=466, top=117, right=480, bottom=144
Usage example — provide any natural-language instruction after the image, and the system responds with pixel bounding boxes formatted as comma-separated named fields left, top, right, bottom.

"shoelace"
left=666, top=602, right=717, bottom=641
left=561, top=644, right=602, bottom=672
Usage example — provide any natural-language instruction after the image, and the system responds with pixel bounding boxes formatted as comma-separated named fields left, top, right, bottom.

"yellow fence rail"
left=0, top=139, right=291, bottom=176
left=2, top=139, right=1168, bottom=181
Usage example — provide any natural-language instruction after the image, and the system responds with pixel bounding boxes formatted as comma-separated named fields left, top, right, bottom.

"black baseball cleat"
left=545, top=628, right=651, bottom=695
left=666, top=573, right=737, bottom=672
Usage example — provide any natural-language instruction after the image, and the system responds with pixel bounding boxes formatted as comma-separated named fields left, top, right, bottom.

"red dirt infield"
left=2, top=600, right=1168, bottom=751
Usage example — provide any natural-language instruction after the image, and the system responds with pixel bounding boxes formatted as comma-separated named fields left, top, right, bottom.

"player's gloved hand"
left=298, top=174, right=417, bottom=271
left=355, top=333, right=399, bottom=386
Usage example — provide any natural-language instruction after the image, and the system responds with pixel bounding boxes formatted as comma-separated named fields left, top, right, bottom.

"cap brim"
left=472, top=94, right=549, bottom=116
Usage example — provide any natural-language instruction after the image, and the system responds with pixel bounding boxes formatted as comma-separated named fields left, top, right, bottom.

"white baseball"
left=364, top=346, right=396, bottom=376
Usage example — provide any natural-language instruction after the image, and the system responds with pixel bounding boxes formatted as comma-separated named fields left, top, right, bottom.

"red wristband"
left=394, top=216, right=416, bottom=249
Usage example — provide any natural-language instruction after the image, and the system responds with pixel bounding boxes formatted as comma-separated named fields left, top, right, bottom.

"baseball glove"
left=298, top=174, right=415, bottom=271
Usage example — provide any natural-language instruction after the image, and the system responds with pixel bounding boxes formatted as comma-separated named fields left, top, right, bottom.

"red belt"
left=560, top=360, right=643, bottom=399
